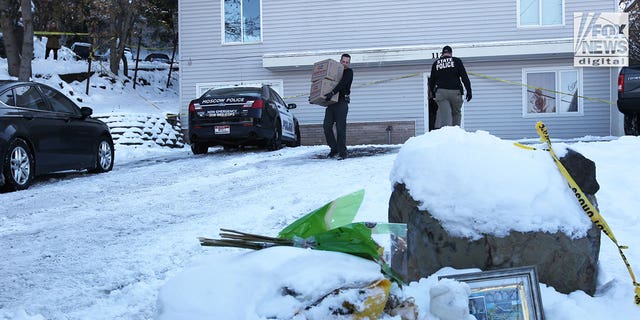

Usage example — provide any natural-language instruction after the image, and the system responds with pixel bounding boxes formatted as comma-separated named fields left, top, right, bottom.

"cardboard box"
left=309, top=78, right=339, bottom=106
left=311, top=59, right=344, bottom=82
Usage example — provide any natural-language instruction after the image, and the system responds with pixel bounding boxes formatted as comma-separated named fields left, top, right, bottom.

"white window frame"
left=517, top=0, right=565, bottom=27
left=221, top=0, right=263, bottom=45
left=521, top=67, right=583, bottom=117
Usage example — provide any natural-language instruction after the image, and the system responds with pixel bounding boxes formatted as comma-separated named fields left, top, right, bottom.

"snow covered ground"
left=1, top=41, right=640, bottom=319
left=3, top=37, right=179, bottom=118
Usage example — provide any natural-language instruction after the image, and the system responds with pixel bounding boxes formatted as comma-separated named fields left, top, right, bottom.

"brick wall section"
left=300, top=120, right=416, bottom=146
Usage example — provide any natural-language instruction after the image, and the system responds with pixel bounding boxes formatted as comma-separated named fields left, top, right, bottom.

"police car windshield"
left=202, top=87, right=261, bottom=98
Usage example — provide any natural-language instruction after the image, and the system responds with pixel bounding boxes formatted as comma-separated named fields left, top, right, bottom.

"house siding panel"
left=260, top=0, right=616, bottom=49
left=464, top=60, right=613, bottom=139
left=273, top=65, right=427, bottom=133
left=179, top=0, right=620, bottom=142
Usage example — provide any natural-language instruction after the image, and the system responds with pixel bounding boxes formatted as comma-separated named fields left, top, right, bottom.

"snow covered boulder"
left=388, top=128, right=601, bottom=296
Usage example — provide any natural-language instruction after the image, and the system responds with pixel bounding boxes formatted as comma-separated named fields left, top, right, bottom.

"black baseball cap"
left=442, top=46, right=452, bottom=54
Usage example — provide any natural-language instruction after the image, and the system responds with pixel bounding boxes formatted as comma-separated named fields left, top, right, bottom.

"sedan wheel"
left=89, top=139, right=114, bottom=173
left=191, top=143, right=208, bottom=155
left=2, top=139, right=33, bottom=191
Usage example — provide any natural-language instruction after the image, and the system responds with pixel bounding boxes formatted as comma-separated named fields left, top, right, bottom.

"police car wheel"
left=191, top=143, right=208, bottom=155
left=624, top=113, right=639, bottom=136
left=292, top=123, right=301, bottom=147
left=267, top=122, right=282, bottom=151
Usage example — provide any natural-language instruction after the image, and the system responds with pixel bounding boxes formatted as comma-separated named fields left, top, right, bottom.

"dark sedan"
left=0, top=81, right=114, bottom=192
left=144, top=53, right=171, bottom=64
left=188, top=85, right=300, bottom=154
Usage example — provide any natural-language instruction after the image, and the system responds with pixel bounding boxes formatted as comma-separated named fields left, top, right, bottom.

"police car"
left=187, top=85, right=301, bottom=154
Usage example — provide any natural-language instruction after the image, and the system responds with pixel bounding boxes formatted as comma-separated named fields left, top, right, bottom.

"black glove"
left=324, top=92, right=334, bottom=101
left=465, top=91, right=472, bottom=102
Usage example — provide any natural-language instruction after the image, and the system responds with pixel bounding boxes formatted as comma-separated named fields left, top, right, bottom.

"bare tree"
left=18, top=0, right=33, bottom=80
left=0, top=1, right=21, bottom=77
left=108, top=0, right=140, bottom=76
left=0, top=0, right=34, bottom=80
left=621, top=0, right=640, bottom=64
left=1, top=0, right=176, bottom=80
left=139, top=0, right=177, bottom=48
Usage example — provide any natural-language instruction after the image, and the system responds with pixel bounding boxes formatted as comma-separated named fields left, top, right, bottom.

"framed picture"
left=439, top=266, right=544, bottom=320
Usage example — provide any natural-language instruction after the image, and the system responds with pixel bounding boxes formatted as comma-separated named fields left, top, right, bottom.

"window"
left=38, top=85, right=80, bottom=115
left=15, top=85, right=49, bottom=111
left=523, top=68, right=581, bottom=116
left=203, top=87, right=261, bottom=99
left=196, top=80, right=284, bottom=97
left=270, top=88, right=286, bottom=107
left=0, top=89, right=15, bottom=106
left=223, top=0, right=261, bottom=44
left=519, top=0, right=563, bottom=27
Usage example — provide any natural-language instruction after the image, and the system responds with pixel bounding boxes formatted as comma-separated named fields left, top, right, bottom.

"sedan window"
left=38, top=85, right=80, bottom=115
left=0, top=89, right=15, bottom=106
left=15, top=85, right=50, bottom=111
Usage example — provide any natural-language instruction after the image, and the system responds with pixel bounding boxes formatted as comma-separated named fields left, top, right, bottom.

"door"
left=423, top=73, right=431, bottom=133
left=37, top=84, right=95, bottom=169
left=13, top=84, right=63, bottom=172
left=269, top=88, right=295, bottom=140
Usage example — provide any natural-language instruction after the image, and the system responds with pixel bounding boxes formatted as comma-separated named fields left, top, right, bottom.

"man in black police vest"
left=428, top=46, right=472, bottom=128
left=324, top=54, right=353, bottom=160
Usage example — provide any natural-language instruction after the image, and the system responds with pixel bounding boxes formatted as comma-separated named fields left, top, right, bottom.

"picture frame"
left=439, top=266, right=544, bottom=320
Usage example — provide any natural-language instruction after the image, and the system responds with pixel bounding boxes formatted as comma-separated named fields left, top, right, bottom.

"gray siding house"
left=178, top=0, right=624, bottom=143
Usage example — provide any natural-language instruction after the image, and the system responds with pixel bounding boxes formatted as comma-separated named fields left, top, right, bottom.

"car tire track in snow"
left=0, top=145, right=399, bottom=319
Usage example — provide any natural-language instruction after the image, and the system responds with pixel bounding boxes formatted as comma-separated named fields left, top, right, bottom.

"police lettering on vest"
left=436, top=58, right=455, bottom=70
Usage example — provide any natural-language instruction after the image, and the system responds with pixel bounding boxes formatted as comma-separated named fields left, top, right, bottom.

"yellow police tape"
left=467, top=71, right=616, bottom=106
left=283, top=72, right=423, bottom=100
left=284, top=70, right=615, bottom=107
left=529, top=121, right=640, bottom=306
left=34, top=31, right=89, bottom=36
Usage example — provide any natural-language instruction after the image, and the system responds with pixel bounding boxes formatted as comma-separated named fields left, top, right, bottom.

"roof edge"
left=263, top=38, right=574, bottom=69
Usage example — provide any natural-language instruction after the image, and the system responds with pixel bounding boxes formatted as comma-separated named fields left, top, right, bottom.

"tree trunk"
left=120, top=4, right=135, bottom=78
left=108, top=0, right=137, bottom=76
left=0, top=0, right=20, bottom=77
left=108, top=1, right=118, bottom=75
left=18, top=0, right=33, bottom=81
